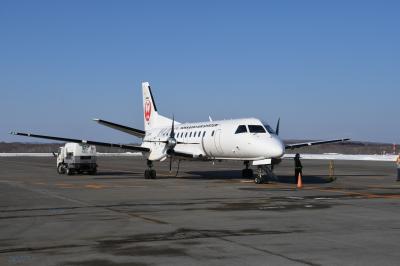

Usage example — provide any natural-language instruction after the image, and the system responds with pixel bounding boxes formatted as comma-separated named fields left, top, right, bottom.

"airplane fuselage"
left=142, top=117, right=285, bottom=161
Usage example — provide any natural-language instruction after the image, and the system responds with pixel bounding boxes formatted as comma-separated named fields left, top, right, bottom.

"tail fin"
left=142, top=82, right=173, bottom=130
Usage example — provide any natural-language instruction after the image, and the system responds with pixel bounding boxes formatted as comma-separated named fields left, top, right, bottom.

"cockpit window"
left=235, top=125, right=247, bottom=134
left=263, top=124, right=276, bottom=134
left=248, top=125, right=266, bottom=133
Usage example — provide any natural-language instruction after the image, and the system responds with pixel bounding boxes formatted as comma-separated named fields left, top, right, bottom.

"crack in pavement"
left=219, top=236, right=321, bottom=266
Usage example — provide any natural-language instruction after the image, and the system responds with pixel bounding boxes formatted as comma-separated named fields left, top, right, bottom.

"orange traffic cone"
left=297, top=172, right=303, bottom=189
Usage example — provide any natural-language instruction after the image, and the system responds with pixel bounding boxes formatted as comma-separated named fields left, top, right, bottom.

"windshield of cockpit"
left=263, top=124, right=276, bottom=134
left=234, top=123, right=275, bottom=135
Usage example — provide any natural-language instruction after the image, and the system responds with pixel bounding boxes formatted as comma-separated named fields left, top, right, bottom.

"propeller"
left=144, top=115, right=199, bottom=172
left=275, top=117, right=280, bottom=136
left=271, top=117, right=281, bottom=171
left=167, top=115, right=177, bottom=172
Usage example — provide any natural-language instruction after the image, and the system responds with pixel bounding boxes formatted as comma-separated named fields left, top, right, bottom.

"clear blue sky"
left=1, top=0, right=399, bottom=144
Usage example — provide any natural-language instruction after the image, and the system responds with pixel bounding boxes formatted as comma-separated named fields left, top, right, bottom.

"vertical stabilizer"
left=142, top=82, right=173, bottom=130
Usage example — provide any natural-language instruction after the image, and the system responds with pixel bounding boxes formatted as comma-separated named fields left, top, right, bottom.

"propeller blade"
left=169, top=115, right=176, bottom=173
left=275, top=118, right=280, bottom=135
left=170, top=115, right=175, bottom=138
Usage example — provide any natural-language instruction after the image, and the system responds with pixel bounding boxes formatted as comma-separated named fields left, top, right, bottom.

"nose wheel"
left=145, top=160, right=156, bottom=179
left=254, top=165, right=276, bottom=184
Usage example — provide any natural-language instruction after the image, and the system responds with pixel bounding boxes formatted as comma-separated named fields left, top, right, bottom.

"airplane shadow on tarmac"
left=86, top=170, right=373, bottom=184
left=276, top=175, right=335, bottom=184
left=183, top=170, right=336, bottom=184
left=183, top=170, right=243, bottom=180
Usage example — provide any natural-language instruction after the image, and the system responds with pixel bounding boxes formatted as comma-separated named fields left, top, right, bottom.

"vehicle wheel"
left=150, top=169, right=157, bottom=179
left=66, top=168, right=74, bottom=176
left=254, top=177, right=262, bottom=184
left=89, top=168, right=97, bottom=175
left=57, top=164, right=66, bottom=174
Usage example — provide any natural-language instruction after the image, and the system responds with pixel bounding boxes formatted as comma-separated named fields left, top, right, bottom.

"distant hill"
left=0, top=141, right=398, bottom=155
left=0, top=142, right=130, bottom=153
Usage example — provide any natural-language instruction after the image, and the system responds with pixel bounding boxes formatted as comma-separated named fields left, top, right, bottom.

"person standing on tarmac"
left=294, top=153, right=303, bottom=183
left=397, top=154, right=400, bottom=182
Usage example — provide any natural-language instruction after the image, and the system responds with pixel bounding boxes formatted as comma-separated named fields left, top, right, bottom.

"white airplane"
left=10, top=82, right=349, bottom=183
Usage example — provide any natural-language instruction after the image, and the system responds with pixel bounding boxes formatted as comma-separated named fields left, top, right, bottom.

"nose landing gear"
left=254, top=165, right=276, bottom=184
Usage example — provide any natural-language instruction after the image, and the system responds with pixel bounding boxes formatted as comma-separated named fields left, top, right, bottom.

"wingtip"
left=93, top=118, right=100, bottom=122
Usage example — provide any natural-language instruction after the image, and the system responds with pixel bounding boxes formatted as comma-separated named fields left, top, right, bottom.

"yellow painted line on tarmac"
left=55, top=183, right=76, bottom=189
left=85, top=184, right=108, bottom=189
left=117, top=186, right=146, bottom=188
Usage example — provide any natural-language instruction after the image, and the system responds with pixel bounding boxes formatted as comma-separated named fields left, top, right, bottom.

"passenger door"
left=213, top=128, right=223, bottom=155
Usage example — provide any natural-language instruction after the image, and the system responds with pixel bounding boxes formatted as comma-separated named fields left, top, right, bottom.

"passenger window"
left=248, top=125, right=266, bottom=133
left=189, top=132, right=192, bottom=137
left=198, top=132, right=201, bottom=137
left=235, top=125, right=247, bottom=134
left=203, top=131, right=206, bottom=137
left=211, top=131, right=215, bottom=136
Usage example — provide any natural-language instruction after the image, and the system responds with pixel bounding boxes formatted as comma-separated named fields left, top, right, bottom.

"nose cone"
left=270, top=136, right=285, bottom=158
left=251, top=135, right=285, bottom=159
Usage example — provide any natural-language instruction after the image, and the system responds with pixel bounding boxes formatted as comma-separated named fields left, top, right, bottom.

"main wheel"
left=150, top=169, right=157, bottom=179
left=57, top=164, right=66, bottom=174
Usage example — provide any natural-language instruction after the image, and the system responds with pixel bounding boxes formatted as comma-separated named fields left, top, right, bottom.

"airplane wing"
left=9, top=132, right=150, bottom=152
left=93, top=119, right=145, bottom=138
left=283, top=153, right=397, bottom=162
left=285, top=138, right=350, bottom=150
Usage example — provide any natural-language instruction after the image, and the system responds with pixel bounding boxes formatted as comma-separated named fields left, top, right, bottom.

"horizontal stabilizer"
left=93, top=119, right=145, bottom=138
left=9, top=131, right=149, bottom=152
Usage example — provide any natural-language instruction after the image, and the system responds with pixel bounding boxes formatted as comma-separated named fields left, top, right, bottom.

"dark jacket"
left=295, top=157, right=302, bottom=169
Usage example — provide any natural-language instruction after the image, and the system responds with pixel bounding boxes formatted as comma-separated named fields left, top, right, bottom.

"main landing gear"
left=144, top=160, right=156, bottom=179
left=242, top=161, right=254, bottom=178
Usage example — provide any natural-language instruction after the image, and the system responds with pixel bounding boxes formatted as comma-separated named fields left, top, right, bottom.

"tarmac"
left=0, top=157, right=399, bottom=266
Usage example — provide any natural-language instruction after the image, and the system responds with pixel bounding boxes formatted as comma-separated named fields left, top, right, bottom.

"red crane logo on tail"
left=145, top=100, right=151, bottom=122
